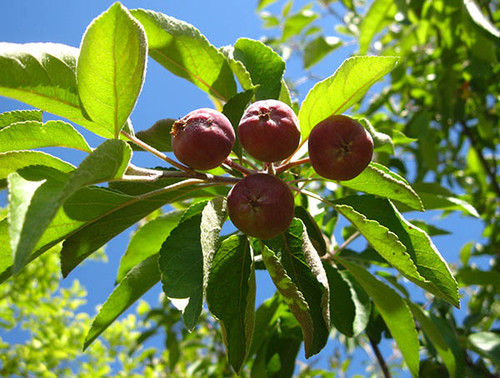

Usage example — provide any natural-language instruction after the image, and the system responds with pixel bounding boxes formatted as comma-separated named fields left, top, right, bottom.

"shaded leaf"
left=233, top=38, right=285, bottom=101
left=262, top=219, right=329, bottom=357
left=131, top=118, right=175, bottom=152
left=298, top=56, right=399, bottom=139
left=0, top=120, right=91, bottom=153
left=116, top=210, right=183, bottom=283
left=282, top=8, right=319, bottom=42
left=463, top=0, right=500, bottom=39
left=78, top=3, right=147, bottom=137
left=84, top=254, right=161, bottom=349
left=131, top=9, right=236, bottom=102
left=0, top=151, right=74, bottom=181
left=207, top=235, right=255, bottom=373
left=468, top=332, right=500, bottom=364
left=337, top=257, right=420, bottom=377
left=294, top=206, right=327, bottom=256
left=303, top=35, right=342, bottom=69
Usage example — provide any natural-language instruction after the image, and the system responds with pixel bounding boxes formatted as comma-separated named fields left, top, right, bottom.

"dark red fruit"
left=308, top=115, right=374, bottom=181
left=171, top=108, right=235, bottom=170
left=227, top=174, right=295, bottom=240
left=238, top=100, right=300, bottom=162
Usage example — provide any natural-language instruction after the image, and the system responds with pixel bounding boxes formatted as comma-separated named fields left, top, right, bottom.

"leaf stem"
left=275, top=157, right=311, bottom=174
left=121, top=130, right=192, bottom=172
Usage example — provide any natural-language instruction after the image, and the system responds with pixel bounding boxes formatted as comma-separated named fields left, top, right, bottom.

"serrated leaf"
left=294, top=206, right=327, bottom=256
left=0, top=150, right=74, bottom=181
left=407, top=301, right=457, bottom=377
left=339, top=162, right=423, bottom=211
left=0, top=42, right=116, bottom=138
left=220, top=45, right=255, bottom=92
left=359, top=0, right=397, bottom=54
left=0, top=120, right=91, bottom=153
left=78, top=3, right=147, bottom=138
left=298, top=56, right=399, bottom=139
left=131, top=118, right=175, bottom=152
left=116, top=210, right=183, bottom=283
left=9, top=140, right=131, bottom=273
left=303, top=35, right=342, bottom=69
left=60, top=180, right=218, bottom=277
left=337, top=258, right=420, bottom=377
left=222, top=90, right=256, bottom=160
left=262, top=219, right=329, bottom=357
left=334, top=195, right=459, bottom=307
left=323, top=263, right=370, bottom=337
left=282, top=9, right=319, bottom=41
left=131, top=9, right=236, bottom=102
left=233, top=38, right=285, bottom=101
left=207, top=235, right=255, bottom=373
left=0, top=109, right=43, bottom=128
left=84, top=254, right=161, bottom=350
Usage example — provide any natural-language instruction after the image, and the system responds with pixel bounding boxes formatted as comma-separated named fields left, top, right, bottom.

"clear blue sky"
left=0, top=1, right=487, bottom=375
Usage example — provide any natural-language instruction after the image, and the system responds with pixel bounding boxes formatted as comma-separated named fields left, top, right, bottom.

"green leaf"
left=0, top=218, right=12, bottom=276
left=257, top=0, right=279, bottom=11
left=233, top=38, right=285, bottom=101
left=298, top=56, right=399, bottom=139
left=468, top=332, right=500, bottom=364
left=456, top=267, right=500, bottom=292
left=206, top=235, right=255, bottom=374
left=339, top=162, right=424, bottom=211
left=0, top=109, right=43, bottom=128
left=222, top=89, right=256, bottom=161
left=220, top=46, right=255, bottom=92
left=282, top=8, right=319, bottom=41
left=159, top=198, right=227, bottom=330
left=303, top=35, right=342, bottom=69
left=334, top=195, right=459, bottom=307
left=0, top=120, right=92, bottom=153
left=77, top=3, right=147, bottom=138
left=131, top=118, right=175, bottom=152
left=0, top=42, right=115, bottom=138
left=337, top=258, right=420, bottom=377
left=294, top=206, right=327, bottom=256
left=131, top=9, right=236, bottom=102
left=359, top=0, right=397, bottom=54
left=9, top=139, right=131, bottom=273
left=84, top=254, right=161, bottom=350
left=0, top=150, right=74, bottom=181
left=262, top=219, right=330, bottom=357
left=410, top=183, right=479, bottom=217
left=59, top=180, right=217, bottom=277
left=407, top=301, right=457, bottom=377
left=359, top=118, right=394, bottom=154
left=323, top=263, right=370, bottom=337
left=116, top=210, right=183, bottom=283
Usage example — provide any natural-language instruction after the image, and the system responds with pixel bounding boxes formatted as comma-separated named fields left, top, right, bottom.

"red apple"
left=238, top=100, right=300, bottom=162
left=171, top=108, right=235, bottom=170
left=227, top=174, right=295, bottom=239
left=308, top=115, right=373, bottom=181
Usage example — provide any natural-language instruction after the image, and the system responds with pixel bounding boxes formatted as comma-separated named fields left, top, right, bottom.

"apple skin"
left=308, top=115, right=374, bottom=181
left=227, top=174, right=295, bottom=240
left=171, top=108, right=235, bottom=170
left=238, top=100, right=300, bottom=162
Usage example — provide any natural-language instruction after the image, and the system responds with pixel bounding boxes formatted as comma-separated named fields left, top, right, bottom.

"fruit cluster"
left=171, top=100, right=374, bottom=240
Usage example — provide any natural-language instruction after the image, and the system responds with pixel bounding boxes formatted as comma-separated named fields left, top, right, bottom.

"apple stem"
left=121, top=130, right=193, bottom=172
left=275, top=157, right=310, bottom=174
left=224, top=158, right=257, bottom=176
left=265, top=162, right=276, bottom=175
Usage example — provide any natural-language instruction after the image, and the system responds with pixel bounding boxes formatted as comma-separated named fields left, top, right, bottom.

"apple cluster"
left=170, top=100, right=374, bottom=240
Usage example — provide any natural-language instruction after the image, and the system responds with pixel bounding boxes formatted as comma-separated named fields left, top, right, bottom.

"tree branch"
left=368, top=336, right=392, bottom=378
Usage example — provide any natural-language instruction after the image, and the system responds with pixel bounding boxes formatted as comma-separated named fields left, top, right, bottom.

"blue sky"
left=0, top=0, right=488, bottom=375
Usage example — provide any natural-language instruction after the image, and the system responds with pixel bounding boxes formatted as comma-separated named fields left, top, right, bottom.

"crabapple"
left=227, top=173, right=295, bottom=240
left=238, top=100, right=300, bottom=162
left=308, top=115, right=373, bottom=181
left=171, top=108, right=235, bottom=170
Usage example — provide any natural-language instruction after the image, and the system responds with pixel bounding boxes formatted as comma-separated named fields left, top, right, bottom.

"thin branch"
left=121, top=130, right=192, bottom=172
left=275, top=157, right=310, bottom=174
left=321, top=231, right=361, bottom=260
left=224, top=157, right=257, bottom=176
left=460, top=121, right=500, bottom=197
left=368, top=336, right=392, bottom=378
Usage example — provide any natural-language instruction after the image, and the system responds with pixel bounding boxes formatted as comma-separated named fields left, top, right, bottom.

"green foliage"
left=1, top=0, right=498, bottom=376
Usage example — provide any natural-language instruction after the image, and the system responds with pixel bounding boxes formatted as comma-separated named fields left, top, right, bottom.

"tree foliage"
left=0, top=0, right=498, bottom=376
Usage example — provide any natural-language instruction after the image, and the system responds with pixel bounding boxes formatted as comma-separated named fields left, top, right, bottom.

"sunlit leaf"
left=0, top=109, right=43, bottom=128
left=359, top=0, right=397, bottom=54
